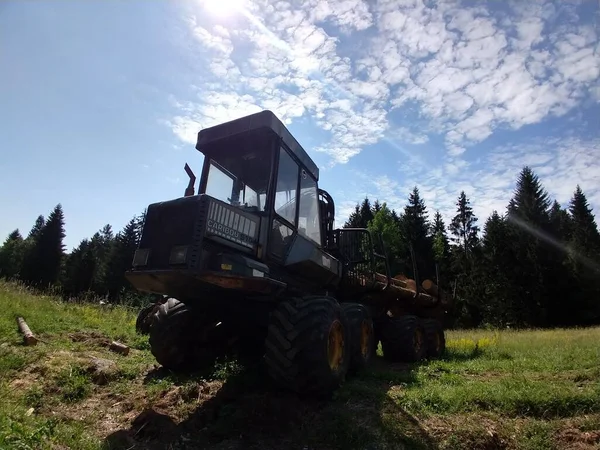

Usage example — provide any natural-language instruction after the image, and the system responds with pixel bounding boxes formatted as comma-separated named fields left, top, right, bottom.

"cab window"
left=298, top=170, right=321, bottom=245
left=274, top=148, right=299, bottom=225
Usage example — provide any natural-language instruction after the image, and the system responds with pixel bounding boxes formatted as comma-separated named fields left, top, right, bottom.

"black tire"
left=264, top=296, right=351, bottom=397
left=341, top=303, right=375, bottom=373
left=135, top=303, right=160, bottom=335
left=148, top=298, right=197, bottom=371
left=380, top=315, right=426, bottom=363
left=148, top=298, right=226, bottom=372
left=422, top=318, right=445, bottom=359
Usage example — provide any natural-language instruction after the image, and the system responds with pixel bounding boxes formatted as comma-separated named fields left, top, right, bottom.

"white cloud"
left=337, top=136, right=600, bottom=236
left=166, top=0, right=599, bottom=186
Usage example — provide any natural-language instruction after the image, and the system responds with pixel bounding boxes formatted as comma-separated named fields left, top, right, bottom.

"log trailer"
left=125, top=110, right=452, bottom=396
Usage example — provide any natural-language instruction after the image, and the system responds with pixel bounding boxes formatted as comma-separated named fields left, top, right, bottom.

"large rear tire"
left=341, top=303, right=375, bottom=373
left=422, top=318, right=445, bottom=359
left=264, top=296, right=351, bottom=397
left=380, top=315, right=426, bottom=363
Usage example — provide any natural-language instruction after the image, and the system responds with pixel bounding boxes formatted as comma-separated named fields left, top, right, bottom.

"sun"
left=201, top=0, right=245, bottom=18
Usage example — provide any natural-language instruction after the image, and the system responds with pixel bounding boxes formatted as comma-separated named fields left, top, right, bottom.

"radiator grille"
left=206, top=201, right=259, bottom=250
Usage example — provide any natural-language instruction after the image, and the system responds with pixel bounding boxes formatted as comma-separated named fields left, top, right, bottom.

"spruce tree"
left=372, top=200, right=382, bottom=215
left=344, top=204, right=362, bottom=228
left=449, top=191, right=480, bottom=261
left=431, top=210, right=451, bottom=285
left=89, top=224, right=115, bottom=295
left=104, top=216, right=143, bottom=300
left=27, top=216, right=45, bottom=240
left=569, top=185, right=600, bottom=255
left=399, top=187, right=433, bottom=280
left=480, top=211, right=520, bottom=326
left=448, top=192, right=482, bottom=327
left=0, top=230, right=25, bottom=279
left=358, top=197, right=374, bottom=228
left=506, top=166, right=553, bottom=326
left=62, top=238, right=96, bottom=297
left=20, top=215, right=46, bottom=282
left=566, top=186, right=600, bottom=324
left=31, top=204, right=66, bottom=287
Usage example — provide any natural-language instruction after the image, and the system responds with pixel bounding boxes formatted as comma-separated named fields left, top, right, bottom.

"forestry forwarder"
left=126, top=110, right=452, bottom=397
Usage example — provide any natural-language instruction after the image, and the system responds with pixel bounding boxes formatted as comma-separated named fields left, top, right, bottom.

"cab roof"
left=195, top=110, right=319, bottom=181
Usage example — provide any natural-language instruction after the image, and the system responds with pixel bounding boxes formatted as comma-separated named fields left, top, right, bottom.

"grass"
left=1, top=279, right=599, bottom=450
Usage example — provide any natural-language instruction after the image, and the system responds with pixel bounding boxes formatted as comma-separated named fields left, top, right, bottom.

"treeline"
left=1, top=165, right=599, bottom=327
left=0, top=205, right=150, bottom=305
left=345, top=166, right=600, bottom=329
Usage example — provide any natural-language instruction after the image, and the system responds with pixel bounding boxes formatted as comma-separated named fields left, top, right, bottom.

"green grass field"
left=1, top=280, right=599, bottom=450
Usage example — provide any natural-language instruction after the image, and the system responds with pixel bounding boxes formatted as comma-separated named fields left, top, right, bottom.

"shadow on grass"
left=101, top=357, right=431, bottom=450
left=103, top=348, right=489, bottom=450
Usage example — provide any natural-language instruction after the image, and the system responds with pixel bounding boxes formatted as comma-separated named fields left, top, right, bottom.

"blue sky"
left=1, top=0, right=598, bottom=251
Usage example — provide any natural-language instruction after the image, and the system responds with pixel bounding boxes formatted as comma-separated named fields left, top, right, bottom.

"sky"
left=0, top=0, right=599, bottom=251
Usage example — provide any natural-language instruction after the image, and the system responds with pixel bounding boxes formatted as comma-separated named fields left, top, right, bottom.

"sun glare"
left=202, top=0, right=245, bottom=18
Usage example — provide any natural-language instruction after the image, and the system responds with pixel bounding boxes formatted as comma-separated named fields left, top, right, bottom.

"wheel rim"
left=327, top=320, right=344, bottom=371
left=360, top=320, right=372, bottom=358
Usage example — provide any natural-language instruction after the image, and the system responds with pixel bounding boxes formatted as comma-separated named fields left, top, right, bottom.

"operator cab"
left=195, top=111, right=330, bottom=264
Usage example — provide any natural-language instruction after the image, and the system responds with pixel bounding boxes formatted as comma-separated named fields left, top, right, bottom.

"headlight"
left=169, top=246, right=188, bottom=264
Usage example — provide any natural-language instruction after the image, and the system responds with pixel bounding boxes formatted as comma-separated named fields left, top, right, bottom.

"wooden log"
left=16, top=317, right=38, bottom=346
left=109, top=341, right=130, bottom=356
left=422, top=279, right=452, bottom=306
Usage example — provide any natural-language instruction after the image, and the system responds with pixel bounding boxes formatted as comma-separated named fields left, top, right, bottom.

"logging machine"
left=126, top=110, right=453, bottom=396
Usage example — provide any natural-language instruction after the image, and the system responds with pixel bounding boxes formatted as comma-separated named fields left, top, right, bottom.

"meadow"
left=0, top=280, right=598, bottom=449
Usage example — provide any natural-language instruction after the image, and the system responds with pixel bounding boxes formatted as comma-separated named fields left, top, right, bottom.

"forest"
left=1, top=165, right=599, bottom=329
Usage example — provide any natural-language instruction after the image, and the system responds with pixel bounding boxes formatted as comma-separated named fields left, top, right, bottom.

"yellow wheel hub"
left=360, top=320, right=373, bottom=358
left=327, top=320, right=344, bottom=371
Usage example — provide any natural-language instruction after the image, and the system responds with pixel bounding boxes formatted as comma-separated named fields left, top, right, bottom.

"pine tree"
left=372, top=200, right=382, bottom=215
left=431, top=210, right=451, bottom=287
left=566, top=186, right=600, bottom=324
left=449, top=191, right=480, bottom=261
left=399, top=187, right=433, bottom=280
left=448, top=192, right=482, bottom=327
left=506, top=167, right=553, bottom=326
left=104, top=216, right=143, bottom=300
left=20, top=215, right=46, bottom=282
left=344, top=204, right=362, bottom=228
left=28, top=204, right=66, bottom=287
left=431, top=211, right=449, bottom=262
left=0, top=230, right=25, bottom=279
left=480, top=211, right=520, bottom=326
left=62, top=238, right=96, bottom=297
left=27, top=215, right=45, bottom=240
left=89, top=224, right=115, bottom=295
left=358, top=197, right=374, bottom=228
left=569, top=185, right=600, bottom=255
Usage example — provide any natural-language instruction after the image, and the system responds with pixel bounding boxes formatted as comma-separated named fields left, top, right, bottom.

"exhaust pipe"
left=184, top=163, right=196, bottom=197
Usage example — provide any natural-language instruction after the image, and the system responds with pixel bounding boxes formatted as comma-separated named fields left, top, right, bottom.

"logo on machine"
left=206, top=202, right=258, bottom=249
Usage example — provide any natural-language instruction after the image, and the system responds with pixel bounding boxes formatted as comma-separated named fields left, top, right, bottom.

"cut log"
left=422, top=279, right=452, bottom=306
left=109, top=341, right=130, bottom=356
left=16, top=317, right=38, bottom=346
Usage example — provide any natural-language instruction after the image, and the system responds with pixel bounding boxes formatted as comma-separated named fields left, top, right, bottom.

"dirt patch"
left=68, top=330, right=111, bottom=346
left=423, top=414, right=510, bottom=449
left=555, top=426, right=600, bottom=450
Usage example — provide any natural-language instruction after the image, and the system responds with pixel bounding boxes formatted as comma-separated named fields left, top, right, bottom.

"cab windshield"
left=203, top=137, right=271, bottom=212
